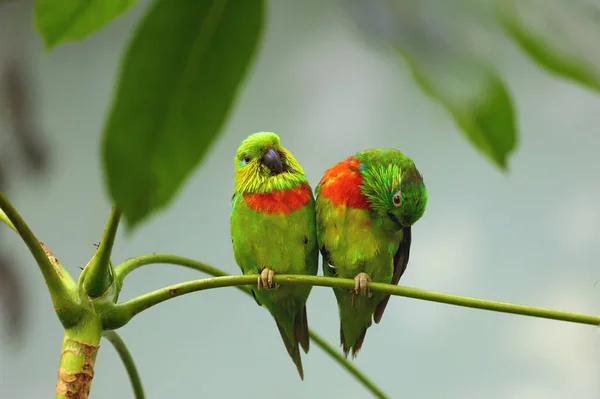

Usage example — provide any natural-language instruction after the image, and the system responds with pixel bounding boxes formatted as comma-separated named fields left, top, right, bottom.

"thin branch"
left=0, top=191, right=80, bottom=324
left=84, top=207, right=121, bottom=298
left=104, top=275, right=255, bottom=328
left=115, top=254, right=230, bottom=282
left=112, top=254, right=386, bottom=399
left=308, top=331, right=388, bottom=399
left=102, top=330, right=145, bottom=399
left=114, top=254, right=600, bottom=327
left=108, top=273, right=600, bottom=328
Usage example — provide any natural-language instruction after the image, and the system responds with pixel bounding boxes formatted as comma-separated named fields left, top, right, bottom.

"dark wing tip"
left=373, top=298, right=390, bottom=324
left=374, top=226, right=412, bottom=323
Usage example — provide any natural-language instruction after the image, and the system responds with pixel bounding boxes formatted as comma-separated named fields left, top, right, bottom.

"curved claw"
left=354, top=272, right=372, bottom=297
left=258, top=267, right=278, bottom=290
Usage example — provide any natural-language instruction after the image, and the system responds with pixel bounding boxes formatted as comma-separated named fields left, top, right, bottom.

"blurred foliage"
left=346, top=0, right=517, bottom=169
left=28, top=0, right=600, bottom=226
left=498, top=0, right=600, bottom=92
left=0, top=58, right=49, bottom=338
left=35, top=0, right=139, bottom=49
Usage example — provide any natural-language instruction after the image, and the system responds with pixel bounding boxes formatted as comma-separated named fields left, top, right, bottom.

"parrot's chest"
left=324, top=206, right=401, bottom=283
left=231, top=196, right=313, bottom=274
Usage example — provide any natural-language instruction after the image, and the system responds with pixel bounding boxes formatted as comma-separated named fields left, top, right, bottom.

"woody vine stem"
left=0, top=191, right=599, bottom=399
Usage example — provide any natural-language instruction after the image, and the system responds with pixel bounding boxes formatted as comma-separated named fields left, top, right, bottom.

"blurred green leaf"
left=408, top=58, right=516, bottom=169
left=346, top=0, right=517, bottom=169
left=498, top=0, right=600, bottom=92
left=34, top=0, right=139, bottom=49
left=102, top=0, right=264, bottom=229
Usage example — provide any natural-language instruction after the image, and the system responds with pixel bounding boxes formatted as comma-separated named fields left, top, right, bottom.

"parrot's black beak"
left=262, top=148, right=283, bottom=175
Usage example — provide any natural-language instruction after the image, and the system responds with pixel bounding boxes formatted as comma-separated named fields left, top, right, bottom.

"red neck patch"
left=318, top=157, right=370, bottom=209
left=244, top=183, right=312, bottom=214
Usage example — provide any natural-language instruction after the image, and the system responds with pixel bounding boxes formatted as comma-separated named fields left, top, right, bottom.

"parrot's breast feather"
left=243, top=183, right=312, bottom=214
left=318, top=157, right=370, bottom=209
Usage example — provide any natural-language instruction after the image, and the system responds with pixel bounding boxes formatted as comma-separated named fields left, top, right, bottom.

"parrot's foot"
left=354, top=272, right=372, bottom=297
left=257, top=267, right=278, bottom=290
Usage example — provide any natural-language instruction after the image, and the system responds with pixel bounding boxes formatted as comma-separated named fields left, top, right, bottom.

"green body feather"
left=230, top=132, right=318, bottom=379
left=316, top=148, right=427, bottom=357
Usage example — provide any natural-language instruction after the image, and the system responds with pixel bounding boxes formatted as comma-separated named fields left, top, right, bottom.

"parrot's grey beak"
left=262, top=148, right=283, bottom=174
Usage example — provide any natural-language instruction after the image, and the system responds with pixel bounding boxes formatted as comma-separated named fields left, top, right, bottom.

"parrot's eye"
left=392, top=192, right=402, bottom=207
left=243, top=155, right=251, bottom=163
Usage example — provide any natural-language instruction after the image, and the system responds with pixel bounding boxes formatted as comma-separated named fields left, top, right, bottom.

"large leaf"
left=497, top=0, right=600, bottom=92
left=102, top=0, right=264, bottom=229
left=408, top=58, right=516, bottom=169
left=34, top=0, right=139, bottom=49
left=346, top=0, right=517, bottom=169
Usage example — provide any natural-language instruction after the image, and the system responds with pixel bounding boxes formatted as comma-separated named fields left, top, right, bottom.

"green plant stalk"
left=113, top=254, right=388, bottom=398
left=0, top=191, right=81, bottom=326
left=308, top=331, right=387, bottom=399
left=116, top=253, right=229, bottom=281
left=84, top=207, right=121, bottom=298
left=104, top=275, right=257, bottom=328
left=0, top=208, right=16, bottom=232
left=102, top=331, right=145, bottom=399
left=113, top=255, right=600, bottom=327
left=55, top=315, right=103, bottom=399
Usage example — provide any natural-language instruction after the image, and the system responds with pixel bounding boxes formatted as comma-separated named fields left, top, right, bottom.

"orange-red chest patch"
left=244, top=183, right=312, bottom=214
left=319, top=157, right=370, bottom=209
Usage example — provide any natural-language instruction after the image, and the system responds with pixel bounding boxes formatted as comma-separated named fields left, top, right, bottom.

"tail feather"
left=340, top=324, right=369, bottom=358
left=275, top=319, right=304, bottom=380
left=295, top=305, right=310, bottom=354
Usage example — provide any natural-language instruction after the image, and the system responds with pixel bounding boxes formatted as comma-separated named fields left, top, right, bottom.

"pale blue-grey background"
left=1, top=1, right=599, bottom=398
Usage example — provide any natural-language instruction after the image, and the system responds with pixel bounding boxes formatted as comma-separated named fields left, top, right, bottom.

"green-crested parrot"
left=315, top=149, right=428, bottom=357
